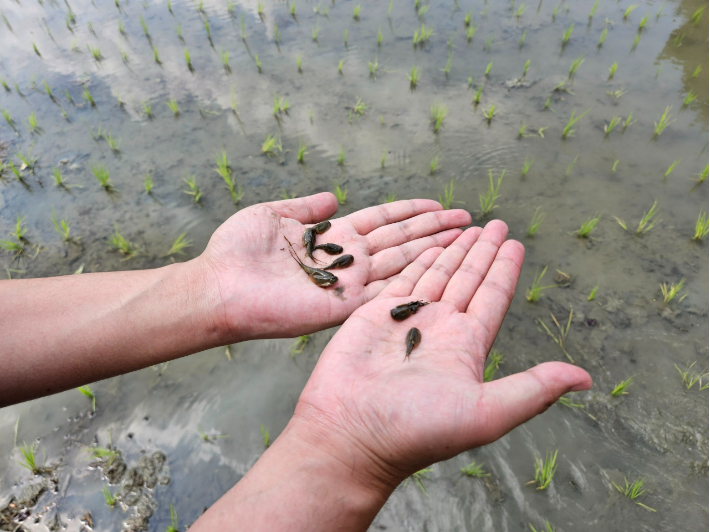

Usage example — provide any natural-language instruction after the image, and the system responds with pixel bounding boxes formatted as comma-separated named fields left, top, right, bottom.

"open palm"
left=200, top=193, right=471, bottom=341
left=293, top=222, right=593, bottom=486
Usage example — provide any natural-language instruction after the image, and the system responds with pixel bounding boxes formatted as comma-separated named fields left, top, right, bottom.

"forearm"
left=191, top=418, right=394, bottom=532
left=0, top=259, right=225, bottom=406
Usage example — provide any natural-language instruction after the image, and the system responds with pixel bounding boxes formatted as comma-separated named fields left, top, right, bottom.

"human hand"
left=288, top=221, right=593, bottom=492
left=197, top=193, right=471, bottom=341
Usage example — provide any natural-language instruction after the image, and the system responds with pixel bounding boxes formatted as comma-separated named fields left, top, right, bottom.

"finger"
left=439, top=220, right=510, bottom=312
left=466, top=239, right=525, bottom=346
left=376, top=247, right=444, bottom=298
left=465, top=362, right=593, bottom=446
left=410, top=227, right=483, bottom=303
left=365, top=210, right=471, bottom=255
left=347, top=199, right=466, bottom=236
left=262, top=193, right=338, bottom=224
left=368, top=228, right=462, bottom=283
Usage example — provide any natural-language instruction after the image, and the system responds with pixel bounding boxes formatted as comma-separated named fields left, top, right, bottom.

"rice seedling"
left=597, top=27, right=608, bottom=47
left=611, top=377, right=633, bottom=396
left=568, top=55, right=584, bottom=78
left=631, top=33, right=641, bottom=49
left=289, top=334, right=311, bottom=357
left=562, top=23, right=573, bottom=45
left=575, top=214, right=601, bottom=238
left=604, top=115, right=622, bottom=136
left=0, top=77, right=9, bottom=92
left=442, top=52, right=453, bottom=75
left=607, top=62, right=618, bottom=80
left=333, top=181, right=348, bottom=204
left=51, top=167, right=79, bottom=189
left=529, top=520, right=556, bottom=532
left=406, top=468, right=433, bottom=494
left=525, top=207, right=546, bottom=238
left=516, top=3, right=526, bottom=18
left=294, top=54, right=302, bottom=73
left=526, top=266, right=554, bottom=302
left=419, top=25, right=434, bottom=42
left=353, top=4, right=361, bottom=20
left=691, top=5, right=705, bottom=24
left=28, top=112, right=39, bottom=134
left=337, top=147, right=346, bottom=165
left=139, top=14, right=149, bottom=37
left=483, top=104, right=497, bottom=123
left=623, top=5, right=638, bottom=19
left=461, top=461, right=490, bottom=477
left=484, top=350, right=503, bottom=382
left=0, top=237, right=25, bottom=258
left=143, top=102, right=153, bottom=118
left=479, top=169, right=504, bottom=216
left=165, top=233, right=192, bottom=257
left=77, top=385, right=96, bottom=411
left=565, top=156, right=579, bottom=177
left=693, top=211, right=709, bottom=241
left=17, top=442, right=44, bottom=474
left=623, top=112, right=635, bottom=130
left=15, top=145, right=37, bottom=173
left=262, top=134, right=282, bottom=157
left=83, top=87, right=95, bottom=107
left=296, top=139, right=308, bottom=164
left=407, top=65, right=421, bottom=88
left=429, top=155, right=440, bottom=174
left=254, top=54, right=262, bottom=72
left=675, top=361, right=709, bottom=390
left=368, top=57, right=379, bottom=77
left=240, top=13, right=246, bottom=40
left=693, top=65, right=701, bottom=77
left=51, top=208, right=79, bottom=245
left=530, top=450, right=558, bottom=490
left=660, top=278, right=686, bottom=304
left=143, top=172, right=153, bottom=194
left=638, top=14, right=649, bottom=30
left=85, top=446, right=120, bottom=465
left=352, top=97, right=366, bottom=116
left=683, top=91, right=697, bottom=106
left=343, top=28, right=348, bottom=47
left=102, top=486, right=117, bottom=508
left=2, top=108, right=15, bottom=129
left=106, top=135, right=121, bottom=154
left=260, top=424, right=270, bottom=448
left=613, top=475, right=656, bottom=512
left=485, top=60, right=493, bottom=76
left=544, top=95, right=552, bottom=110
left=91, top=164, right=114, bottom=192
left=183, top=176, right=202, bottom=203
left=32, top=42, right=41, bottom=57
left=473, top=85, right=483, bottom=104
left=430, top=103, right=447, bottom=132
left=204, top=19, right=211, bottom=41
left=42, top=79, right=54, bottom=100
left=538, top=310, right=574, bottom=362
left=467, top=25, right=477, bottom=42
left=696, top=164, right=709, bottom=183
left=562, top=109, right=589, bottom=139
left=464, top=10, right=472, bottom=27
left=653, top=106, right=672, bottom=137
left=627, top=201, right=660, bottom=234
left=110, top=225, right=139, bottom=259
left=483, top=36, right=493, bottom=49
left=522, top=59, right=530, bottom=77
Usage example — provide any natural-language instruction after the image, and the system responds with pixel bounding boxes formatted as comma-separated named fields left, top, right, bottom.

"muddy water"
left=0, top=0, right=707, bottom=529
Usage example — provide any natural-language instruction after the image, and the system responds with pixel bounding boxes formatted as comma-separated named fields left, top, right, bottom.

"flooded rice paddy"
left=0, top=0, right=708, bottom=530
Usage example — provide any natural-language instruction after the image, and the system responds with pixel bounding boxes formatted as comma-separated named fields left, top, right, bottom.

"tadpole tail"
left=283, top=235, right=303, bottom=265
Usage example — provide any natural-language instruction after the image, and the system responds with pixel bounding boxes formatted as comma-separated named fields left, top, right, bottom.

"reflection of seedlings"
left=92, top=164, right=114, bottom=191
left=429, top=155, right=439, bottom=174
left=483, top=104, right=497, bottom=123
left=660, top=278, right=686, bottom=304
left=526, top=207, right=545, bottom=237
left=526, top=266, right=554, bottom=302
left=337, top=146, right=346, bottom=165
left=438, top=179, right=458, bottom=210
left=683, top=91, right=697, bottom=106
left=538, top=311, right=573, bottom=362
left=568, top=55, right=584, bottom=78
left=408, top=65, right=421, bottom=87
left=693, top=211, right=709, bottom=241
left=430, top=103, right=447, bottom=132
left=183, top=176, right=202, bottom=203
left=102, top=486, right=117, bottom=508
left=675, top=362, right=709, bottom=390
left=653, top=106, right=672, bottom=137
left=588, top=285, right=598, bottom=300
left=260, top=425, right=270, bottom=448
left=461, top=461, right=489, bottom=477
left=291, top=335, right=310, bottom=356
left=167, top=99, right=180, bottom=117
left=17, top=442, right=44, bottom=474
left=406, top=468, right=433, bottom=494
left=262, top=134, right=282, bottom=156
left=611, top=377, right=633, bottom=396
left=530, top=450, right=557, bottom=490
left=83, top=87, right=95, bottom=106
left=333, top=181, right=347, bottom=204
left=110, top=225, right=140, bottom=259
left=51, top=208, right=80, bottom=245
left=479, top=169, right=504, bottom=216
left=613, top=475, right=656, bottom=512
left=483, top=350, right=503, bottom=382
left=77, top=385, right=96, bottom=411
left=562, top=109, right=589, bottom=138
left=576, top=214, right=601, bottom=238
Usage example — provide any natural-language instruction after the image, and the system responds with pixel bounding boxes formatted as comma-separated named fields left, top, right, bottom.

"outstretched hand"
left=199, top=192, right=471, bottom=341
left=290, top=221, right=593, bottom=489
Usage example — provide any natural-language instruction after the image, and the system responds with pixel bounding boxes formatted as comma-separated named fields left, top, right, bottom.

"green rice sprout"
left=613, top=475, right=656, bottom=512
left=102, top=486, right=117, bottom=508
left=2, top=108, right=15, bottom=129
left=675, top=362, right=709, bottom=390
left=42, top=79, right=54, bottom=99
left=165, top=233, right=192, bottom=256
left=683, top=91, right=697, bottom=106
left=623, top=5, right=638, bottom=19
left=337, top=147, right=346, bottom=165
left=565, top=156, right=579, bottom=177
left=693, top=211, right=709, bottom=241
left=82, top=88, right=95, bottom=107
left=139, top=14, right=149, bottom=36
left=110, top=225, right=139, bottom=259
left=86, top=446, right=120, bottom=465
left=215, top=150, right=242, bottom=204
left=297, top=139, right=307, bottom=163
left=32, top=42, right=41, bottom=57
left=484, top=60, right=493, bottom=76
left=17, top=442, right=43, bottom=474
left=290, top=2, right=296, bottom=17
left=255, top=54, right=262, bottom=72
left=430, top=103, right=447, bottom=132
left=526, top=207, right=545, bottom=237
left=92, top=164, right=114, bottom=191
left=531, top=450, right=557, bottom=490
left=516, top=3, right=526, bottom=18
left=661, top=159, right=681, bottom=178
left=442, top=52, right=453, bottom=75
left=388, top=0, right=393, bottom=15
left=538, top=310, right=574, bottom=362
left=696, top=164, right=709, bottom=183
left=461, top=460, right=490, bottom=477
left=419, top=24, right=433, bottom=42
left=518, top=122, right=527, bottom=138
left=691, top=6, right=705, bottom=24
left=383, top=193, right=397, bottom=203
left=576, top=214, right=601, bottom=238
left=598, top=27, right=608, bottom=47
left=291, top=335, right=310, bottom=356
left=638, top=14, right=649, bottom=30
left=119, top=19, right=126, bottom=35
left=51, top=208, right=79, bottom=245
left=623, top=112, right=635, bottom=130
left=632, top=33, right=641, bottom=49
left=467, top=25, right=477, bottom=42
left=352, top=97, right=367, bottom=116
left=608, top=62, right=618, bottom=79
left=407, top=65, right=421, bottom=87
left=377, top=27, right=384, bottom=46
left=464, top=10, right=472, bottom=26
left=604, top=115, right=622, bottom=136
left=429, top=155, right=439, bottom=174
left=526, top=266, right=554, bottom=302
left=562, top=109, right=589, bottom=138
left=77, top=385, right=96, bottom=411
left=260, top=425, right=270, bottom=447
left=274, top=21, right=280, bottom=42
left=589, top=0, right=600, bottom=18
left=522, top=59, right=530, bottom=77
left=381, top=150, right=386, bottom=168
left=262, top=134, right=282, bottom=156
left=183, top=176, right=202, bottom=203
left=204, top=19, right=211, bottom=40
left=344, top=28, right=349, bottom=46
left=165, top=99, right=180, bottom=117
left=163, top=504, right=179, bottom=532
left=15, top=145, right=37, bottom=172
left=52, top=167, right=79, bottom=189
left=653, top=106, right=672, bottom=137
left=353, top=4, right=361, bottom=19
left=406, top=468, right=433, bottom=494
left=520, top=156, right=535, bottom=178
left=632, top=201, right=660, bottom=235
left=473, top=85, right=483, bottom=104
left=295, top=54, right=302, bottom=72
left=483, top=104, right=497, bottom=123
left=483, top=36, right=493, bottom=49
left=338, top=59, right=344, bottom=74
left=87, top=45, right=102, bottom=61
left=438, top=179, right=457, bottom=210
left=143, top=102, right=153, bottom=118
left=568, top=55, right=584, bottom=78
left=106, top=134, right=121, bottom=154
left=144, top=172, right=153, bottom=194
left=529, top=520, right=556, bottom=532
left=483, top=350, right=503, bottom=382
left=479, top=169, right=504, bottom=216
left=333, top=182, right=348, bottom=204
left=28, top=112, right=39, bottom=133
left=660, top=278, right=685, bottom=304
left=368, top=57, right=379, bottom=76
left=184, top=48, right=193, bottom=71
left=562, top=23, right=573, bottom=45
left=613, top=160, right=620, bottom=172
left=611, top=377, right=633, bottom=397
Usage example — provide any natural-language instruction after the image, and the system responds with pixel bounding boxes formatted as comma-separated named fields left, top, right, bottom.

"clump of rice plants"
left=683, top=91, right=697, bottom=106
left=215, top=150, right=242, bottom=204
left=106, top=134, right=121, bottom=154
left=483, top=104, right=497, bottom=123
left=479, top=169, right=504, bottom=216
left=526, top=207, right=545, bottom=236
left=576, top=214, right=601, bottom=238
left=337, top=147, right=346, bottom=165
left=598, top=27, right=608, bottom=47
left=165, top=504, right=179, bottom=532
left=17, top=442, right=44, bottom=475
left=675, top=362, right=709, bottom=390
left=85, top=446, right=120, bottom=465
left=693, top=211, right=709, bottom=241
left=166, top=99, right=180, bottom=117
left=297, top=139, right=307, bottom=163
left=260, top=425, right=270, bottom=447
left=538, top=310, right=574, bottom=362
left=183, top=176, right=202, bottom=203
left=77, top=385, right=96, bottom=411
left=110, top=225, right=139, bottom=259
left=144, top=172, right=153, bottom=194
left=262, top=134, right=282, bottom=157
left=333, top=181, right=347, bottom=204
left=438, top=179, right=457, bottom=210
left=27, top=112, right=40, bottom=134
left=461, top=461, right=490, bottom=477
left=52, top=167, right=79, bottom=189
left=604, top=115, right=622, bottom=135
left=184, top=49, right=193, bottom=71
left=691, top=5, right=705, bottom=24
left=611, top=377, right=633, bottom=396
left=483, top=350, right=503, bottom=382
left=407, top=65, right=421, bottom=88
left=92, top=164, right=114, bottom=192
left=561, top=23, right=573, bottom=45
left=51, top=208, right=80, bottom=245
left=623, top=5, right=638, bottom=19
left=430, top=103, right=447, bottom=132
left=695, top=163, right=709, bottom=183
left=660, top=278, right=686, bottom=304
left=653, top=106, right=672, bottom=137
left=568, top=55, right=584, bottom=78
left=562, top=109, right=589, bottom=138
left=2, top=108, right=16, bottom=129
left=485, top=60, right=493, bottom=76
left=429, top=155, right=439, bottom=174
left=473, top=85, right=483, bottom=105
left=530, top=450, right=557, bottom=490
left=526, top=266, right=554, bottom=302
left=165, top=233, right=192, bottom=256
left=102, top=486, right=117, bottom=508
left=613, top=475, right=656, bottom=512
left=405, top=468, right=433, bottom=494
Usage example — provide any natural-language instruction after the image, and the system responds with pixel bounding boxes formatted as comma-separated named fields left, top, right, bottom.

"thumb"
left=469, top=362, right=593, bottom=446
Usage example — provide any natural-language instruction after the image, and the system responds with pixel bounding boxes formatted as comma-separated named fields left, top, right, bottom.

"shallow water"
left=0, top=0, right=707, bottom=530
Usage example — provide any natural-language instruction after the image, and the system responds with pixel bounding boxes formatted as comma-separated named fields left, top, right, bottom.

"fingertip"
left=419, top=246, right=446, bottom=264
left=484, top=219, right=509, bottom=233
left=497, top=239, right=526, bottom=266
left=449, top=208, right=473, bottom=226
left=309, top=192, right=339, bottom=219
